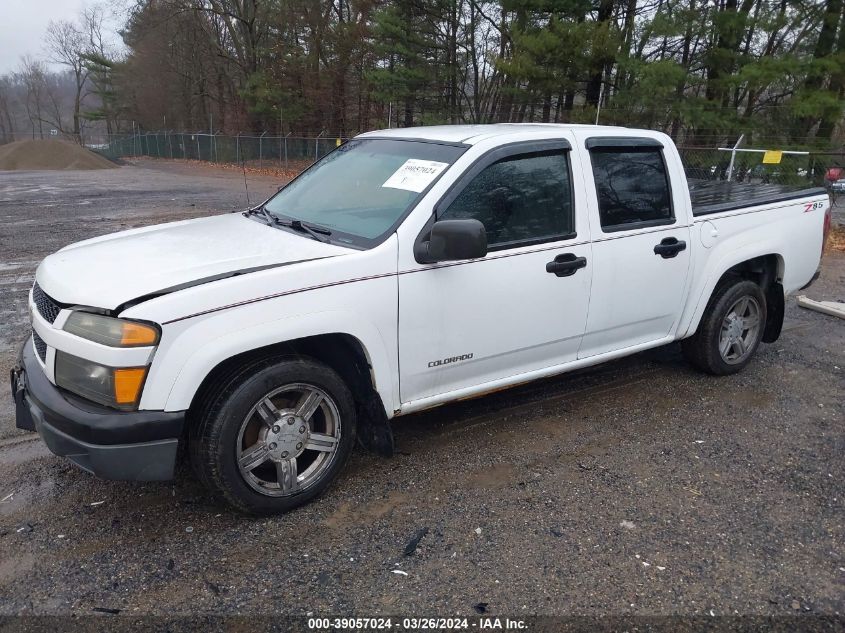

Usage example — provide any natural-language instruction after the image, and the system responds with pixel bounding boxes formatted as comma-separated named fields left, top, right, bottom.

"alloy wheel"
left=718, top=296, right=762, bottom=364
left=236, top=383, right=341, bottom=496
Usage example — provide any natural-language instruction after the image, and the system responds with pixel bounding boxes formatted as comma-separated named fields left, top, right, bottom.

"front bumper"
left=11, top=339, right=185, bottom=481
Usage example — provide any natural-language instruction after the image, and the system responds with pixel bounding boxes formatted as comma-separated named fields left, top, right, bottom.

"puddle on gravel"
left=461, top=463, right=517, bottom=489
left=0, top=438, right=51, bottom=468
left=0, top=473, right=56, bottom=518
left=730, top=389, right=776, bottom=409
left=0, top=439, right=59, bottom=517
left=324, top=491, right=409, bottom=528
left=0, top=550, right=35, bottom=586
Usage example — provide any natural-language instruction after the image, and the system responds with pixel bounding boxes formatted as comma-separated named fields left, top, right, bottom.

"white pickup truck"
left=11, top=124, right=832, bottom=514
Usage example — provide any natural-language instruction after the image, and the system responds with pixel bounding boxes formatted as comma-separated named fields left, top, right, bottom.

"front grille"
left=32, top=282, right=61, bottom=324
left=32, top=331, right=47, bottom=362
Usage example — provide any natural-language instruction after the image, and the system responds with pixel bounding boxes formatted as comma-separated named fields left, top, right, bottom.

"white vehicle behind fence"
left=12, top=124, right=833, bottom=513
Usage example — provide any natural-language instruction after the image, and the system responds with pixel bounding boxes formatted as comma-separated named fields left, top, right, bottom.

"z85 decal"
left=804, top=201, right=825, bottom=213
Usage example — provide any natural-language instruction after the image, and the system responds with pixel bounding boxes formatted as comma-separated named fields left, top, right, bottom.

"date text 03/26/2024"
left=306, top=617, right=528, bottom=630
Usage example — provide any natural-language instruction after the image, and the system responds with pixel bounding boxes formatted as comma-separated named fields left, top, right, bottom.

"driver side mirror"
left=414, top=219, right=487, bottom=264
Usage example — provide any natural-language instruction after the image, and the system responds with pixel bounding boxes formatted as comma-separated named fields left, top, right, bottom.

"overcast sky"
left=0, top=0, right=125, bottom=75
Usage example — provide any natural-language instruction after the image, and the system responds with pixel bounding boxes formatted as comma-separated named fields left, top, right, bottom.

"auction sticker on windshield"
left=382, top=159, right=449, bottom=192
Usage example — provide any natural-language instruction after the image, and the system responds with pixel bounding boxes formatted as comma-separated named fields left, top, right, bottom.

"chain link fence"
left=91, top=132, right=843, bottom=188
left=678, top=147, right=844, bottom=189
left=12, top=129, right=836, bottom=193
left=92, top=132, right=346, bottom=168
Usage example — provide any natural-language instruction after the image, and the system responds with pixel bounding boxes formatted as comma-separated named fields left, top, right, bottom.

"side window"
left=438, top=150, right=573, bottom=248
left=589, top=148, right=673, bottom=231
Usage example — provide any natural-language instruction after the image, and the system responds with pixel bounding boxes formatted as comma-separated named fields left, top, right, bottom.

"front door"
left=398, top=141, right=593, bottom=404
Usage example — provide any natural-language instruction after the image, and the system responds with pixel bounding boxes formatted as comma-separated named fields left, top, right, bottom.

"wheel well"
left=717, top=254, right=782, bottom=289
left=187, top=334, right=394, bottom=456
left=711, top=254, right=785, bottom=343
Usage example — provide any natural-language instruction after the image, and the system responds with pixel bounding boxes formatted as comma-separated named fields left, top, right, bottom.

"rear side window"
left=589, top=148, right=673, bottom=231
left=438, top=150, right=573, bottom=248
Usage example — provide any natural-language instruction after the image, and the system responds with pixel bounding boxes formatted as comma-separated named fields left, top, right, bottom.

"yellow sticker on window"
left=762, top=150, right=783, bottom=164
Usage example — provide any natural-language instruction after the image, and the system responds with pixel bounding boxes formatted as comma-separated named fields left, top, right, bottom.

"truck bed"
left=688, top=180, right=826, bottom=217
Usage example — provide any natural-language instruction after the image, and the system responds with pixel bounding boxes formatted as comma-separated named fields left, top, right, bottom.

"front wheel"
left=189, top=357, right=357, bottom=515
left=682, top=279, right=767, bottom=375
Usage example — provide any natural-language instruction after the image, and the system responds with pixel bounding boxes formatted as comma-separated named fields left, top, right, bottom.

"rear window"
left=589, top=148, right=673, bottom=231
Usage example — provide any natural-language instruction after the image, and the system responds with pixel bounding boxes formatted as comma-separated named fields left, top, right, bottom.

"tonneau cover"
left=689, top=180, right=827, bottom=217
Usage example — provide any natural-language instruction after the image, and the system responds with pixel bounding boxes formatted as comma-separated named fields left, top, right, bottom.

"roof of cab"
left=356, top=123, right=630, bottom=145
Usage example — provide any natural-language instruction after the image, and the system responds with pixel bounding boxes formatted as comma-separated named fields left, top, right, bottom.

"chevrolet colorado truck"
left=11, top=124, right=832, bottom=514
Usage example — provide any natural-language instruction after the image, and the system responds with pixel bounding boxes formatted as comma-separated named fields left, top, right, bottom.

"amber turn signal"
left=120, top=322, right=159, bottom=346
left=113, top=367, right=148, bottom=405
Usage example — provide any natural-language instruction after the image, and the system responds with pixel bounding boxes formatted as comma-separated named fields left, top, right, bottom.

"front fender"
left=139, top=304, right=398, bottom=416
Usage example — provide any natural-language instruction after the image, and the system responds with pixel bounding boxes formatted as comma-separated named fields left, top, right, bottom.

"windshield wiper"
left=278, top=218, right=332, bottom=243
left=244, top=204, right=279, bottom=226
left=245, top=206, right=332, bottom=243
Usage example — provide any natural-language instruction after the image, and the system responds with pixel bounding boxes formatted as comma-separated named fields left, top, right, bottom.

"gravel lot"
left=0, top=161, right=843, bottom=621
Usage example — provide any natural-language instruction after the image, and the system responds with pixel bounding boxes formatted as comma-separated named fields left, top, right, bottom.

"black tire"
left=189, top=356, right=356, bottom=515
left=682, top=279, right=767, bottom=376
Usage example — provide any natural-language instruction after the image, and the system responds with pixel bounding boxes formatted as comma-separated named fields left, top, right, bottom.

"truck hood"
left=36, top=213, right=351, bottom=310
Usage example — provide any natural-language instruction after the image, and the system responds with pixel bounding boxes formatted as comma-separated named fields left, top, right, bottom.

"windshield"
left=263, top=138, right=466, bottom=247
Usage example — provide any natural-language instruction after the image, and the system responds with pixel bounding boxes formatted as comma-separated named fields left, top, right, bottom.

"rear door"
left=575, top=135, right=692, bottom=359
left=397, top=138, right=593, bottom=403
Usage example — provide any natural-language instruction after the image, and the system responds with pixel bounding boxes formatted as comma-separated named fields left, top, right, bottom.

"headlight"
left=63, top=312, right=159, bottom=347
left=55, top=352, right=148, bottom=410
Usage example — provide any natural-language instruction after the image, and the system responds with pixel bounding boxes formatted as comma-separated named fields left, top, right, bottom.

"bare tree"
left=17, top=57, right=48, bottom=138
left=46, top=19, right=90, bottom=141
left=80, top=5, right=121, bottom=134
left=0, top=76, right=18, bottom=143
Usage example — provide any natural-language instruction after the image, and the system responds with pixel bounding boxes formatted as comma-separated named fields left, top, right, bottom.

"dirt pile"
left=0, top=139, right=117, bottom=171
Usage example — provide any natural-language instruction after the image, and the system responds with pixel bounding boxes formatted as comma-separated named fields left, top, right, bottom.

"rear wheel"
left=189, top=357, right=356, bottom=514
left=682, top=279, right=766, bottom=375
